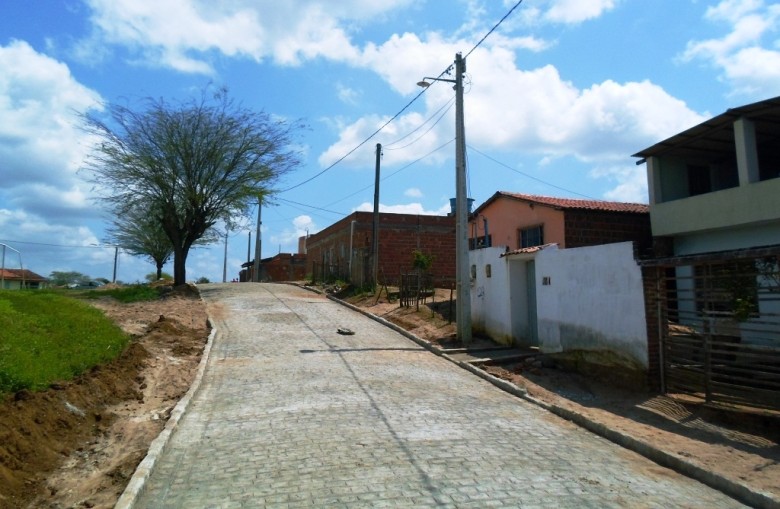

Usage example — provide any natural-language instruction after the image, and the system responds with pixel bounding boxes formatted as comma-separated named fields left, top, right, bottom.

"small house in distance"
left=0, top=269, right=48, bottom=289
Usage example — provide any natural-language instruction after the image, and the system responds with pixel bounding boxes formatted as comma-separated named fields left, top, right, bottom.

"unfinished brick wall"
left=563, top=210, right=652, bottom=256
left=304, top=212, right=456, bottom=284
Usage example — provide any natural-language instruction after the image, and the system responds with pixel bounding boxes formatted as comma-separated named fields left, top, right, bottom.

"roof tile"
left=496, top=192, right=648, bottom=214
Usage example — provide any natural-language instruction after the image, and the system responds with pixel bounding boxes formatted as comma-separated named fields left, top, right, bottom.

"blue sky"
left=1, top=0, right=779, bottom=284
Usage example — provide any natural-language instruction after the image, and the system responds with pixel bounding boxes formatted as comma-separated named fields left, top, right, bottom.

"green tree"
left=49, top=271, right=90, bottom=287
left=145, top=272, right=173, bottom=282
left=108, top=205, right=173, bottom=281
left=83, top=87, right=302, bottom=285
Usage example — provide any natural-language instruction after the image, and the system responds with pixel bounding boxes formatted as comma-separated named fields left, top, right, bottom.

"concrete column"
left=734, top=117, right=760, bottom=185
left=646, top=156, right=663, bottom=204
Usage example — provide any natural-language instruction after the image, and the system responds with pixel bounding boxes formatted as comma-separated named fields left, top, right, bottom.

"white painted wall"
left=535, top=242, right=648, bottom=369
left=470, top=247, right=513, bottom=345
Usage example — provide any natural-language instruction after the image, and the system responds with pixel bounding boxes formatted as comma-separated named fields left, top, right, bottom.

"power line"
left=0, top=239, right=116, bottom=249
left=384, top=97, right=454, bottom=150
left=279, top=1, right=526, bottom=194
left=467, top=145, right=599, bottom=200
left=323, top=138, right=455, bottom=209
left=384, top=100, right=455, bottom=152
left=465, top=0, right=524, bottom=59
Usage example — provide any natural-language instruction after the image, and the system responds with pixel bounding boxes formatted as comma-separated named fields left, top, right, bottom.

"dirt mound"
left=0, top=296, right=208, bottom=509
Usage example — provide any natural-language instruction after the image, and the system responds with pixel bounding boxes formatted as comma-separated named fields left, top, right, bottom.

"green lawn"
left=0, top=290, right=130, bottom=394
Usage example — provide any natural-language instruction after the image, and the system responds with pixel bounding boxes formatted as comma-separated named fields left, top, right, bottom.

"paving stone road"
left=132, top=283, right=746, bottom=508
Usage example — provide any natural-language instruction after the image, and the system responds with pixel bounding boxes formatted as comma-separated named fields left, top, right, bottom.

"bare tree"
left=83, top=88, right=302, bottom=285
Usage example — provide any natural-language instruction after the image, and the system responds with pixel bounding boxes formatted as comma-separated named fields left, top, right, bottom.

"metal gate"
left=649, top=247, right=780, bottom=411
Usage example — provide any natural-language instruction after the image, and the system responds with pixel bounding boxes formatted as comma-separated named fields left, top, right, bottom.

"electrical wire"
left=384, top=101, right=455, bottom=152
left=323, top=138, right=455, bottom=209
left=279, top=2, right=525, bottom=194
left=383, top=97, right=455, bottom=150
left=464, top=0, right=524, bottom=59
left=0, top=239, right=115, bottom=249
left=467, top=145, right=599, bottom=200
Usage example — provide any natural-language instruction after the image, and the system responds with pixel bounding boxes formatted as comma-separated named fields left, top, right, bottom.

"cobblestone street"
left=131, top=283, right=746, bottom=508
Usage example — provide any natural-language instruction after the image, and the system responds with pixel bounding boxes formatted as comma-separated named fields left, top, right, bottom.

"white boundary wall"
left=535, top=241, right=648, bottom=369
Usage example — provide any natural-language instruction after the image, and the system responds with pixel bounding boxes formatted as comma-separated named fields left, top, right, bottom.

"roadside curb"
left=115, top=312, right=218, bottom=509
left=325, top=291, right=779, bottom=509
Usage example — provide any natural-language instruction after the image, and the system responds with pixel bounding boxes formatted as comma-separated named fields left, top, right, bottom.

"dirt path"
left=1, top=284, right=778, bottom=507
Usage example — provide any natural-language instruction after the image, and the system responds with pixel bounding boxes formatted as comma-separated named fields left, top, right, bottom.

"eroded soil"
left=0, top=286, right=208, bottom=509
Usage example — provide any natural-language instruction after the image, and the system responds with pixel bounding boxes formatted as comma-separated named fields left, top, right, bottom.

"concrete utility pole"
left=372, top=143, right=381, bottom=287
left=253, top=200, right=262, bottom=282
left=453, top=53, right=472, bottom=345
left=222, top=231, right=228, bottom=283
left=416, top=53, right=472, bottom=345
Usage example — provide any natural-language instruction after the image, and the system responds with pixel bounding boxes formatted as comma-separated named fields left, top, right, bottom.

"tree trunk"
left=172, top=245, right=187, bottom=286
left=155, top=262, right=163, bottom=280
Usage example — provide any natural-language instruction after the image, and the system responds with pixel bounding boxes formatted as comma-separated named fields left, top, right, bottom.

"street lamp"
left=418, top=52, right=472, bottom=345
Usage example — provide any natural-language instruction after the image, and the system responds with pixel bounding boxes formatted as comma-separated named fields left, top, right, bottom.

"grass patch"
left=84, top=284, right=161, bottom=303
left=0, top=290, right=129, bottom=394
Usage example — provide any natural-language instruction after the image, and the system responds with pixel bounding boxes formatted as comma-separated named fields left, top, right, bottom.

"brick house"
left=468, top=191, right=652, bottom=254
left=303, top=211, right=455, bottom=286
left=240, top=253, right=307, bottom=282
left=468, top=192, right=653, bottom=387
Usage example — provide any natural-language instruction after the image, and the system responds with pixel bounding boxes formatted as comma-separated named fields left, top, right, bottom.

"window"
left=519, top=225, right=543, bottom=248
left=687, top=165, right=711, bottom=196
left=469, top=234, right=492, bottom=250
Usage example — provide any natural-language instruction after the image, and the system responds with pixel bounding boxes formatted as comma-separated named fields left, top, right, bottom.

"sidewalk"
left=122, top=283, right=750, bottom=508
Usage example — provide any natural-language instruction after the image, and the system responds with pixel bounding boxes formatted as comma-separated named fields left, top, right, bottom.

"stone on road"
left=133, top=283, right=745, bottom=508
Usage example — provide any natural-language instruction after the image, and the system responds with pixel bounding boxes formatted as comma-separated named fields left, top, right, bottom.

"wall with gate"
left=643, top=246, right=780, bottom=411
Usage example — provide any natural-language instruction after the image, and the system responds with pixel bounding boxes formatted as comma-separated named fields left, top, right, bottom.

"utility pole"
left=253, top=200, right=262, bottom=282
left=222, top=230, right=228, bottom=283
left=454, top=52, right=472, bottom=345
left=372, top=143, right=381, bottom=288
left=112, top=246, right=118, bottom=283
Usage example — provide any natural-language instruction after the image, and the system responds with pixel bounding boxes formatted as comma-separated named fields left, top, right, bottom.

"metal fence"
left=651, top=248, right=780, bottom=411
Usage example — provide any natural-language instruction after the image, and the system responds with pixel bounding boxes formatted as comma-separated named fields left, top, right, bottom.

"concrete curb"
left=325, top=292, right=779, bottom=509
left=114, top=317, right=218, bottom=509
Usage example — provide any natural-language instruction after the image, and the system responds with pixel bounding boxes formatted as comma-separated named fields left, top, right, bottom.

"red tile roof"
left=501, top=243, right=557, bottom=257
left=0, top=269, right=48, bottom=281
left=481, top=192, right=649, bottom=214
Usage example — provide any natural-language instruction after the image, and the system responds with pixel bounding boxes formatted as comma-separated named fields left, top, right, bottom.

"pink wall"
left=471, top=198, right=566, bottom=249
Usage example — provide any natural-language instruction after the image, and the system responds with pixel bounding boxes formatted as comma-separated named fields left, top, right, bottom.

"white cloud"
left=544, top=0, right=618, bottom=24
left=336, top=83, right=361, bottom=105
left=79, top=0, right=415, bottom=72
left=404, top=188, right=423, bottom=198
left=322, top=40, right=705, bottom=171
left=270, top=214, right=316, bottom=249
left=0, top=40, right=103, bottom=217
left=590, top=165, right=649, bottom=204
left=681, top=0, right=780, bottom=97
left=353, top=201, right=450, bottom=215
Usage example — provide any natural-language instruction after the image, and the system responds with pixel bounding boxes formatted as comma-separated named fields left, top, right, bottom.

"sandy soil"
left=1, top=283, right=777, bottom=508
